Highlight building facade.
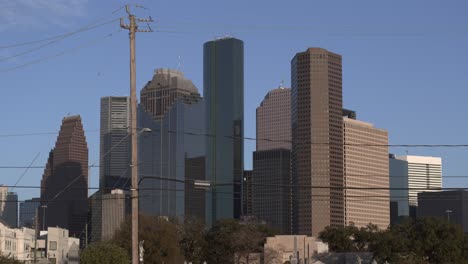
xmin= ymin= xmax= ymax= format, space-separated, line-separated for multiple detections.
xmin=242 ymin=170 xmax=253 ymax=216
xmin=256 ymin=87 xmax=291 ymax=151
xmin=138 ymin=69 xmax=205 ymax=221
xmin=253 ymin=149 xmax=292 ymax=234
xmin=418 ymin=190 xmax=468 ymax=233
xmin=39 ymin=116 xmax=88 ymax=240
xmin=0 ymin=221 xmax=35 ymax=262
xmin=20 ymin=198 xmax=40 ymax=228
xmin=90 ymin=190 xmax=128 ymax=242
xmin=263 ymin=235 xmax=328 ymax=264
xmin=37 ymin=227 xmax=80 ymax=264
xmin=343 ymin=116 xmax=389 ymax=229
xmin=100 ymin=96 xmax=131 ymax=192
xmin=291 ymin=48 xmax=344 ymax=236
xmin=389 ymin=155 xmax=442 ymax=222
xmin=204 ymin=37 xmax=244 ymax=226
xmin=0 ymin=187 xmax=18 ymax=228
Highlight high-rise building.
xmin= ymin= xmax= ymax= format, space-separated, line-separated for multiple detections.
xmin=100 ymin=96 xmax=131 ymax=192
xmin=204 ymin=37 xmax=244 ymax=226
xmin=389 ymin=155 xmax=442 ymax=222
xmin=242 ymin=170 xmax=253 ymax=216
xmin=253 ymin=149 xmax=291 ymax=234
xmin=251 ymin=86 xmax=292 ymax=234
xmin=291 ymin=48 xmax=344 ymax=236
xmin=256 ymin=87 xmax=291 ymax=151
xmin=343 ymin=115 xmax=389 ymax=229
xmin=138 ymin=69 xmax=205 ymax=221
xmin=19 ymin=198 xmax=40 ymax=228
xmin=418 ymin=190 xmax=468 ymax=233
xmin=90 ymin=189 xmax=128 ymax=242
xmin=1 ymin=192 xmax=18 ymax=228
xmin=0 ymin=187 xmax=18 ymax=227
xmin=39 ymin=115 xmax=88 ymax=239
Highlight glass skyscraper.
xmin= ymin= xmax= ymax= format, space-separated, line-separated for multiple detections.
xmin=204 ymin=37 xmax=244 ymax=226
xmin=138 ymin=69 xmax=205 ymax=221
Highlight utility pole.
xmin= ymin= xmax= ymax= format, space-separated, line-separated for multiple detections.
xmin=34 ymin=207 xmax=38 ymax=264
xmin=120 ymin=5 xmax=152 ymax=264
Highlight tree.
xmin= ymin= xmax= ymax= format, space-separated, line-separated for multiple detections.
xmin=318 ymin=225 xmax=357 ymax=252
xmin=203 ymin=219 xmax=276 ymax=264
xmin=178 ymin=217 xmax=207 ymax=264
xmin=113 ymin=215 xmax=184 ymax=263
xmin=80 ymin=241 xmax=129 ymax=264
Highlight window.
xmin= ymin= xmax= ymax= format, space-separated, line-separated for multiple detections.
xmin=49 ymin=241 xmax=57 ymax=250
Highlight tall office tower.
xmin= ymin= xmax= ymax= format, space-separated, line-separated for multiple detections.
xmin=0 ymin=187 xmax=18 ymax=227
xmin=100 ymin=96 xmax=131 ymax=192
xmin=242 ymin=170 xmax=253 ymax=216
xmin=291 ymin=48 xmax=344 ymax=236
xmin=20 ymin=198 xmax=40 ymax=228
xmin=252 ymin=87 xmax=292 ymax=234
xmin=343 ymin=114 xmax=389 ymax=229
xmin=90 ymin=190 xmax=128 ymax=242
xmin=1 ymin=192 xmax=18 ymax=227
xmin=204 ymin=37 xmax=244 ymax=226
xmin=139 ymin=69 xmax=205 ymax=221
xmin=256 ymin=87 xmax=291 ymax=151
xmin=253 ymin=150 xmax=292 ymax=234
xmin=389 ymin=155 xmax=442 ymax=221
xmin=39 ymin=115 xmax=88 ymax=239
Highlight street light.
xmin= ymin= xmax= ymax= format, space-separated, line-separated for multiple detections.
xmin=41 ymin=205 xmax=47 ymax=231
xmin=445 ymin=209 xmax=453 ymax=222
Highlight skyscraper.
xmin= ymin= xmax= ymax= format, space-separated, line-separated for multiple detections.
xmin=291 ymin=48 xmax=344 ymax=236
xmin=90 ymin=189 xmax=128 ymax=242
xmin=0 ymin=190 xmax=18 ymax=228
xmin=389 ymin=155 xmax=442 ymax=221
xmin=253 ymin=150 xmax=292 ymax=234
xmin=204 ymin=37 xmax=244 ymax=225
xmin=252 ymin=87 xmax=292 ymax=234
xmin=100 ymin=96 xmax=131 ymax=192
xmin=40 ymin=115 xmax=88 ymax=238
xmin=19 ymin=198 xmax=40 ymax=228
xmin=138 ymin=69 xmax=205 ymax=220
xmin=242 ymin=170 xmax=253 ymax=216
xmin=343 ymin=114 xmax=389 ymax=229
xmin=256 ymin=86 xmax=291 ymax=151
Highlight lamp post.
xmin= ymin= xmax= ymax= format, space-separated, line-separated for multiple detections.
xmin=40 ymin=205 xmax=47 ymax=231
xmin=445 ymin=209 xmax=453 ymax=222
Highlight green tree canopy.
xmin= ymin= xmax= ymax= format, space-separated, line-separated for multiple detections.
xmin=80 ymin=241 xmax=129 ymax=264
xmin=113 ymin=215 xmax=184 ymax=264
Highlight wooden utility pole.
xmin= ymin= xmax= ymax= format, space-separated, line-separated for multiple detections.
xmin=120 ymin=5 xmax=152 ymax=264
xmin=34 ymin=207 xmax=38 ymax=264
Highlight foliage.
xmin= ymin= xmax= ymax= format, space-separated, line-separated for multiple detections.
xmin=0 ymin=256 xmax=22 ymax=264
xmin=80 ymin=241 xmax=129 ymax=264
xmin=319 ymin=217 xmax=468 ymax=264
xmin=177 ymin=217 xmax=207 ymax=264
xmin=113 ymin=215 xmax=184 ymax=264
xmin=203 ymin=219 xmax=276 ymax=264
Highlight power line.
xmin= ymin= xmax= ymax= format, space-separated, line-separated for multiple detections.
xmin=0 ymin=30 xmax=119 ymax=73
xmin=0 ymin=5 xmax=125 ymax=49
xmin=10 ymin=152 xmax=40 ymax=192
xmin=0 ymin=129 xmax=99 ymax=138
xmin=0 ymin=18 xmax=120 ymax=62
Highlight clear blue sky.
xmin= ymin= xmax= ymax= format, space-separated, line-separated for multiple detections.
xmin=1 ymin=0 xmax=467 ymax=201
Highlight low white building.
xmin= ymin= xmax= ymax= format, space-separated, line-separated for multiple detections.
xmin=0 ymin=220 xmax=35 ymax=262
xmin=37 ymin=227 xmax=80 ymax=264
xmin=264 ymin=235 xmax=328 ymax=264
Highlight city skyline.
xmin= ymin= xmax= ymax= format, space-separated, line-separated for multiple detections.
xmin=0 ymin=0 xmax=466 ymax=206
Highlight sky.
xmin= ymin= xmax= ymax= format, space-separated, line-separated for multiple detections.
xmin=1 ymin=0 xmax=467 ymax=201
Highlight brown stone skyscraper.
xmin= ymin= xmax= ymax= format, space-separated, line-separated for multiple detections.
xmin=343 ymin=115 xmax=389 ymax=229
xmin=40 ymin=115 xmax=88 ymax=239
xmin=256 ymin=87 xmax=291 ymax=151
xmin=291 ymin=48 xmax=344 ymax=236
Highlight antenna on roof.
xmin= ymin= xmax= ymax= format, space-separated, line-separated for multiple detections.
xmin=177 ymin=55 xmax=182 ymax=71
xmin=279 ymin=80 xmax=285 ymax=89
